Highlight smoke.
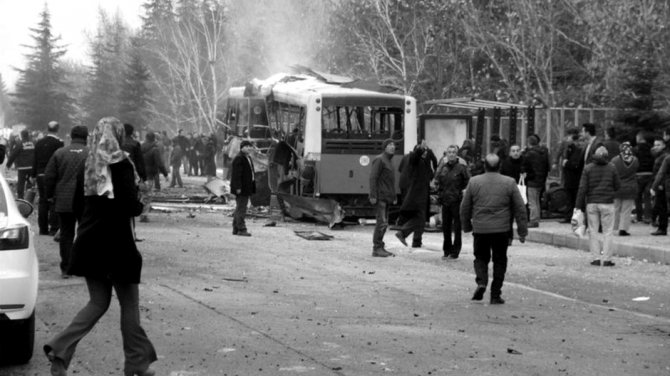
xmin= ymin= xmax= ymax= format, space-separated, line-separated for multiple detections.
xmin=226 ymin=0 xmax=331 ymax=78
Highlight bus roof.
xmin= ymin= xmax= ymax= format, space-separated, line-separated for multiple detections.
xmin=229 ymin=73 xmax=410 ymax=108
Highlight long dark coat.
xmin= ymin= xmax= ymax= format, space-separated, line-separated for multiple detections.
xmin=68 ymin=159 xmax=144 ymax=283
xmin=400 ymin=149 xmax=433 ymax=213
xmin=231 ymin=152 xmax=256 ymax=196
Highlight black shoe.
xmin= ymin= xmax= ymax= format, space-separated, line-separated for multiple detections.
xmin=603 ymin=260 xmax=615 ymax=267
xmin=471 ymin=286 xmax=486 ymax=301
xmin=651 ymin=230 xmax=667 ymax=236
xmin=527 ymin=222 xmax=539 ymax=228
xmin=590 ymin=259 xmax=601 ymax=266
xmin=447 ymin=254 xmax=459 ymax=259
xmin=490 ymin=296 xmax=505 ymax=305
xmin=395 ymin=232 xmax=408 ymax=246
xmin=372 ymin=248 xmax=395 ymax=257
xmin=618 ymin=230 xmax=630 ymax=236
xmin=236 ymin=231 xmax=251 ymax=237
xmin=232 ymin=228 xmax=238 ymax=235
xmin=411 ymin=243 xmax=422 ymax=248
xmin=39 ymin=230 xmax=49 ymax=236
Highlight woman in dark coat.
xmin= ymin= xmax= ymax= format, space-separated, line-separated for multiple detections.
xmin=44 ymin=117 xmax=156 ymax=376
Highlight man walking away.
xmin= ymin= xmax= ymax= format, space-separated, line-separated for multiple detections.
xmin=461 ymin=154 xmax=528 ymax=304
xmin=369 ymin=139 xmax=397 ymax=257
xmin=576 ymin=146 xmax=620 ymax=266
xmin=44 ymin=126 xmax=89 ymax=278
xmin=6 ymin=129 xmax=35 ymax=200
xmin=33 ymin=121 xmax=64 ymax=235
xmin=231 ymin=140 xmax=256 ymax=236
xmin=140 ymin=132 xmax=168 ymax=223
xmin=522 ymin=134 xmax=550 ymax=228
xmin=434 ymin=145 xmax=470 ymax=259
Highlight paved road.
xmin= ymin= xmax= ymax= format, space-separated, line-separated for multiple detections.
xmin=2 ymin=210 xmax=669 ymax=376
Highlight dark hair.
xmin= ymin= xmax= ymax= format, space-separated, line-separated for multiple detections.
xmin=484 ymin=154 xmax=500 ymax=172
xmin=566 ymin=127 xmax=580 ymax=140
xmin=145 ymin=131 xmax=156 ymax=142
xmin=20 ymin=129 xmax=30 ymax=140
xmin=606 ymin=126 xmax=616 ymax=139
xmin=124 ymin=123 xmax=134 ymax=137
xmin=527 ymin=134 xmax=540 ymax=146
xmin=582 ymin=123 xmax=597 ymax=137
xmin=490 ymin=134 xmax=501 ymax=142
xmin=240 ymin=140 xmax=253 ymax=148
xmin=70 ymin=126 xmax=88 ymax=140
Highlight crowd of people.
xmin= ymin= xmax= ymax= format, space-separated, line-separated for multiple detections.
xmin=368 ymin=122 xmax=670 ymax=302
xmin=1 ymin=119 xmax=232 ymax=376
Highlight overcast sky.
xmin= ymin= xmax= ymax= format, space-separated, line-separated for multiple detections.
xmin=0 ymin=0 xmax=143 ymax=90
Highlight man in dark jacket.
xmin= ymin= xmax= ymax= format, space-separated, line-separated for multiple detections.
xmin=580 ymin=123 xmax=605 ymax=168
xmin=369 ymin=139 xmax=397 ymax=257
xmin=141 ymin=132 xmax=168 ymax=190
xmin=33 ymin=121 xmax=64 ymax=235
xmin=461 ymin=154 xmax=528 ymax=304
xmin=122 ymin=123 xmax=146 ymax=181
xmin=500 ymin=144 xmax=525 ymax=182
xmin=649 ymin=138 xmax=669 ymax=235
xmin=6 ymin=129 xmax=35 ymax=200
xmin=652 ymin=144 xmax=670 ymax=236
xmin=172 ymin=128 xmax=190 ymax=174
xmin=634 ymin=131 xmax=654 ymax=223
xmin=522 ymin=134 xmax=550 ymax=227
xmin=231 ymin=140 xmax=256 ymax=236
xmin=576 ymin=146 xmax=620 ymax=266
xmin=434 ymin=145 xmax=470 ymax=259
xmin=561 ymin=127 xmax=583 ymax=223
xmin=140 ymin=132 xmax=168 ymax=223
xmin=395 ymin=141 xmax=434 ymax=248
xmin=44 ymin=126 xmax=89 ymax=278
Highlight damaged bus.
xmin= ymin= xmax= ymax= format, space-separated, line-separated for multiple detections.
xmin=226 ymin=73 xmax=417 ymax=225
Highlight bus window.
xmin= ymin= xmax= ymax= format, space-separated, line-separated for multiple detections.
xmin=322 ymin=106 xmax=403 ymax=139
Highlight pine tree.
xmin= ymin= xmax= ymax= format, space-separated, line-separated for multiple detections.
xmin=119 ymin=39 xmax=152 ymax=129
xmin=11 ymin=4 xmax=73 ymax=131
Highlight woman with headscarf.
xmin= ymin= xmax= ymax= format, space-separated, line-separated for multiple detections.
xmin=44 ymin=117 xmax=156 ymax=376
xmin=611 ymin=142 xmax=639 ymax=236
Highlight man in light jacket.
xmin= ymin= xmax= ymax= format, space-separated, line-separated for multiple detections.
xmin=461 ymin=154 xmax=528 ymax=304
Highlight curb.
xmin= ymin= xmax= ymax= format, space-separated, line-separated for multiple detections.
xmin=519 ymin=229 xmax=669 ymax=265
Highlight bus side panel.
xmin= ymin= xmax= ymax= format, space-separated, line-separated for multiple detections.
xmin=316 ymin=154 xmax=402 ymax=195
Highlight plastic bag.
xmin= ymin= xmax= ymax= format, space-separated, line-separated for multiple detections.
xmin=571 ymin=208 xmax=586 ymax=238
xmin=517 ymin=175 xmax=528 ymax=204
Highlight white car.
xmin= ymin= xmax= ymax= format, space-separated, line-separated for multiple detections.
xmin=0 ymin=172 xmax=37 ymax=364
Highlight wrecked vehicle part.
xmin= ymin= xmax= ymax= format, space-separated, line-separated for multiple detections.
xmin=276 ymin=193 xmax=343 ymax=229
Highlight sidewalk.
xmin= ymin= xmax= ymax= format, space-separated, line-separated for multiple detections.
xmin=519 ymin=219 xmax=670 ymax=265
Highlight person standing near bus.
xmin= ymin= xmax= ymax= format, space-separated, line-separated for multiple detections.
xmin=369 ymin=139 xmax=397 ymax=257
xmin=396 ymin=141 xmax=434 ymax=248
xmin=434 ymin=145 xmax=470 ymax=259
xmin=231 ymin=140 xmax=256 ymax=236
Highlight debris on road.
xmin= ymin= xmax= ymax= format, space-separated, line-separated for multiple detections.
xmin=507 ymin=348 xmax=522 ymax=355
xmin=294 ymin=230 xmax=334 ymax=241
xmin=632 ymin=296 xmax=650 ymax=302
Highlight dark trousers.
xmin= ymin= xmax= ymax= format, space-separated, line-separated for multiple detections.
xmin=373 ymin=200 xmax=389 ymax=250
xmin=473 ymin=232 xmax=509 ymax=298
xmin=58 ymin=213 xmax=77 ymax=274
xmin=16 ymin=169 xmax=31 ymax=199
xmin=564 ymin=187 xmax=578 ymax=221
xmin=233 ymin=195 xmax=249 ymax=232
xmin=654 ymin=189 xmax=667 ymax=231
xmin=635 ymin=174 xmax=653 ymax=221
xmin=399 ymin=207 xmax=426 ymax=245
xmin=189 ymin=156 xmax=199 ymax=175
xmin=37 ymin=174 xmax=59 ymax=233
xmin=44 ymin=278 xmax=157 ymax=373
xmin=441 ymin=202 xmax=462 ymax=256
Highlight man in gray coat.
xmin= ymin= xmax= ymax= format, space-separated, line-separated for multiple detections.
xmin=461 ymin=154 xmax=528 ymax=304
xmin=369 ymin=139 xmax=397 ymax=257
